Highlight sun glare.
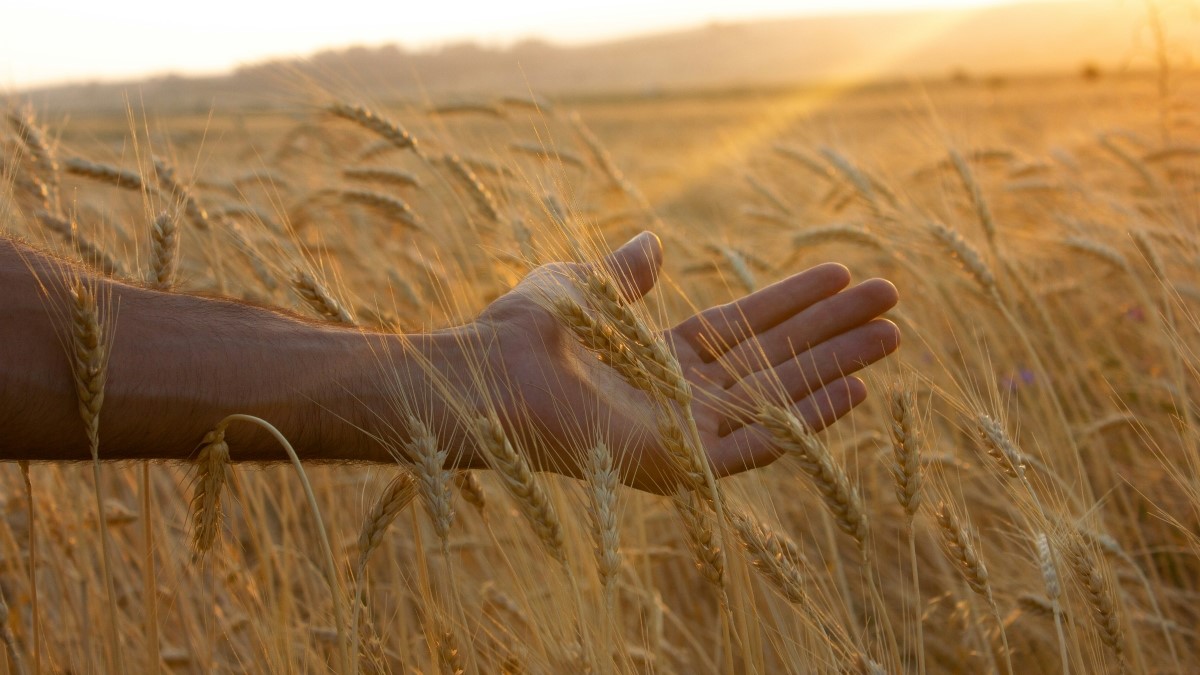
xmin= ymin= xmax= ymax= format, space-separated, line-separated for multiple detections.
xmin=1 ymin=0 xmax=1040 ymax=89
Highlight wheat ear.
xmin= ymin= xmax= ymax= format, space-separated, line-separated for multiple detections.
xmin=935 ymin=502 xmax=1012 ymax=674
xmin=728 ymin=509 xmax=806 ymax=604
xmin=7 ymin=106 xmax=59 ymax=207
xmin=568 ymin=111 xmax=633 ymax=192
xmin=948 ymin=148 xmax=997 ymax=244
xmin=928 ymin=221 xmax=997 ymax=295
xmin=340 ymin=189 xmax=425 ymax=231
xmin=356 ymin=470 xmax=418 ymax=570
xmin=585 ymin=443 xmax=622 ymax=597
xmin=441 ymin=154 xmax=500 ymax=223
xmin=760 ymin=405 xmax=869 ymax=553
xmin=977 ymin=414 xmax=1026 ymax=479
xmin=291 ymin=268 xmax=355 ymax=324
xmin=328 ymin=101 xmax=425 ymax=162
xmin=149 ymin=211 xmax=179 ymax=290
xmin=475 ymin=414 xmax=566 ymax=564
xmin=63 ymin=156 xmax=146 ymax=192
xmin=437 ymin=627 xmax=466 ymax=675
xmin=564 ymin=275 xmax=714 ymax=496
xmin=888 ymin=386 xmax=923 ymax=517
xmin=37 ymin=211 xmax=125 ymax=277
xmin=1066 ymin=539 xmax=1126 ymax=668
xmin=190 ymin=428 xmax=232 ymax=556
xmin=407 ymin=416 xmax=454 ymax=549
xmin=343 ymin=166 xmax=420 ymax=189
xmin=1036 ymin=532 xmax=1070 ymax=675
xmin=350 ymin=469 xmax=417 ymax=672
xmin=934 ymin=502 xmax=990 ymax=597
xmin=889 ymin=384 xmax=925 ymax=675
xmin=453 ymin=471 xmax=486 ymax=514
xmin=672 ymin=488 xmax=726 ymax=590
xmin=152 ymin=157 xmax=211 ymax=231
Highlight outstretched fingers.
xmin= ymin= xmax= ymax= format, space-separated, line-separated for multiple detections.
xmin=709 ymin=376 xmax=867 ymax=477
xmin=709 ymin=278 xmax=899 ymax=385
xmin=711 ymin=318 xmax=899 ymax=435
xmin=672 ymin=263 xmax=852 ymax=362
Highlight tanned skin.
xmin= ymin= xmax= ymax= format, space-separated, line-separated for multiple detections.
xmin=0 ymin=232 xmax=898 ymax=494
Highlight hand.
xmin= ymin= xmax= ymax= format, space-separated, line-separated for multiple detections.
xmin=472 ymin=232 xmax=899 ymax=494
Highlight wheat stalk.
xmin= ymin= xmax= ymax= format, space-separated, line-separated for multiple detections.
xmin=216 ymin=414 xmax=351 ymax=672
xmin=68 ymin=280 xmax=123 ymax=672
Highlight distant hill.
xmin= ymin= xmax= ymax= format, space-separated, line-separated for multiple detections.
xmin=16 ymin=1 xmax=1195 ymax=113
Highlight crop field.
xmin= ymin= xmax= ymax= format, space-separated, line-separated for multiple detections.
xmin=1 ymin=71 xmax=1199 ymax=673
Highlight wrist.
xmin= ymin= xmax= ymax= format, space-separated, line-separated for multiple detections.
xmin=358 ymin=321 xmax=501 ymax=467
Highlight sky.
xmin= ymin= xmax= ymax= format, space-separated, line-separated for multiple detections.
xmin=0 ymin=0 xmax=1040 ymax=89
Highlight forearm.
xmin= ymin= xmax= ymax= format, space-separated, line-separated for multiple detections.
xmin=0 ymin=237 xmax=488 ymax=464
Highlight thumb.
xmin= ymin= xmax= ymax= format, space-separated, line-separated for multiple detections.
xmin=596 ymin=231 xmax=663 ymax=302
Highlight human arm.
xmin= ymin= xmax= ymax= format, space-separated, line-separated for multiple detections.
xmin=0 ymin=232 xmax=898 ymax=493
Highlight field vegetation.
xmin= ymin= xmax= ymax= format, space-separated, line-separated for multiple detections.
xmin=1 ymin=67 xmax=1199 ymax=674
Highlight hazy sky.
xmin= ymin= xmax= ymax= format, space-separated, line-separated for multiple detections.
xmin=1 ymin=0 xmax=1035 ymax=88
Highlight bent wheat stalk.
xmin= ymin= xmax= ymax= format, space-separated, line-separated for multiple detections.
xmin=208 ymin=414 xmax=352 ymax=674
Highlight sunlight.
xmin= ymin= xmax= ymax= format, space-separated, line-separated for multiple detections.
xmin=1 ymin=0 xmax=1046 ymax=88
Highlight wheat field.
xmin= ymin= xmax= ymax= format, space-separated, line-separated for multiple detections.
xmin=1 ymin=71 xmax=1198 ymax=674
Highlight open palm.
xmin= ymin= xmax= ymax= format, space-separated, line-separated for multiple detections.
xmin=475 ymin=232 xmax=899 ymax=494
